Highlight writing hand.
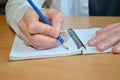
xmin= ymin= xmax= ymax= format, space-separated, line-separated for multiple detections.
xmin=18 ymin=9 xmax=65 ymax=50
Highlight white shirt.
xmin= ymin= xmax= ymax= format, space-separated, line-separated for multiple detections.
xmin=5 ymin=0 xmax=88 ymax=34
xmin=51 ymin=0 xmax=88 ymax=16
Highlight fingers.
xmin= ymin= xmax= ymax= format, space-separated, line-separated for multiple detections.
xmin=96 ymin=22 xmax=120 ymax=35
xmin=88 ymin=23 xmax=120 ymax=46
xmin=26 ymin=21 xmax=59 ymax=38
xmin=95 ymin=31 xmax=120 ymax=51
xmin=42 ymin=9 xmax=65 ymax=31
xmin=88 ymin=23 xmax=120 ymax=53
xmin=51 ymin=11 xmax=64 ymax=31
xmin=18 ymin=17 xmax=36 ymax=46
xmin=18 ymin=18 xmax=60 ymax=50
xmin=30 ymin=32 xmax=67 ymax=50
xmin=19 ymin=24 xmax=67 ymax=50
xmin=24 ymin=10 xmax=39 ymax=22
xmin=24 ymin=9 xmax=63 ymax=38
xmin=30 ymin=34 xmax=59 ymax=50
xmin=60 ymin=32 xmax=67 ymax=39
xmin=112 ymin=42 xmax=120 ymax=54
xmin=18 ymin=9 xmax=65 ymax=50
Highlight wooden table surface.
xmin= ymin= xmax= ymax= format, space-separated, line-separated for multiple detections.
xmin=0 ymin=16 xmax=120 ymax=80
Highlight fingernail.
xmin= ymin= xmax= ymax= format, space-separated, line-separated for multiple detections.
xmin=61 ymin=32 xmax=67 ymax=38
xmin=89 ymin=39 xmax=97 ymax=46
xmin=56 ymin=23 xmax=61 ymax=30
xmin=114 ymin=47 xmax=120 ymax=54
xmin=97 ymin=42 xmax=106 ymax=51
xmin=49 ymin=30 xmax=58 ymax=38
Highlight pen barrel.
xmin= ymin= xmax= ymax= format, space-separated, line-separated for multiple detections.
xmin=28 ymin=0 xmax=51 ymax=25
xmin=27 ymin=0 xmax=66 ymax=45
xmin=57 ymin=36 xmax=64 ymax=44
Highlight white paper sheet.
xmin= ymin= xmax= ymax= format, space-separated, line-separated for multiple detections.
xmin=9 ymin=28 xmax=111 ymax=61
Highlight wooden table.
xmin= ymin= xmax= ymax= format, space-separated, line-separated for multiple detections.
xmin=0 ymin=16 xmax=120 ymax=80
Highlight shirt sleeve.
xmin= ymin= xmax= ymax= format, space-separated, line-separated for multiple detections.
xmin=5 ymin=0 xmax=45 ymax=34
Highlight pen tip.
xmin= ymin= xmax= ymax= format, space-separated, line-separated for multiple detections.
xmin=63 ymin=43 xmax=69 ymax=50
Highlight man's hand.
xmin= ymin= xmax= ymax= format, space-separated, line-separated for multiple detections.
xmin=88 ymin=22 xmax=120 ymax=53
xmin=18 ymin=9 xmax=65 ymax=50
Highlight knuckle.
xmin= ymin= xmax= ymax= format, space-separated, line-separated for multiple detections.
xmin=49 ymin=8 xmax=57 ymax=12
xmin=43 ymin=26 xmax=49 ymax=35
xmin=24 ymin=10 xmax=33 ymax=17
xmin=24 ymin=11 xmax=28 ymax=17
xmin=23 ymin=11 xmax=31 ymax=19
xmin=40 ymin=24 xmax=51 ymax=35
xmin=28 ymin=22 xmax=36 ymax=34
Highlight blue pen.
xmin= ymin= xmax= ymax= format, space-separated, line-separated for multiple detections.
xmin=27 ymin=0 xmax=68 ymax=49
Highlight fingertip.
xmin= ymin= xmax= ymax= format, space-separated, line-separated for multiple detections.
xmin=60 ymin=32 xmax=67 ymax=39
xmin=87 ymin=39 xmax=97 ymax=46
xmin=49 ymin=29 xmax=59 ymax=38
xmin=112 ymin=47 xmax=120 ymax=54
xmin=96 ymin=42 xmax=106 ymax=51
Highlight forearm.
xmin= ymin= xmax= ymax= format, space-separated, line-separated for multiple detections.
xmin=5 ymin=0 xmax=45 ymax=34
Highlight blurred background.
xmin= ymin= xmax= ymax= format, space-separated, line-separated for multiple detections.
xmin=0 ymin=0 xmax=8 ymax=15
xmin=0 ymin=0 xmax=50 ymax=15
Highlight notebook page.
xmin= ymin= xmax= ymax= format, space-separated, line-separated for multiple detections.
xmin=9 ymin=28 xmax=112 ymax=61
xmin=10 ymin=35 xmax=82 ymax=61
xmin=74 ymin=28 xmax=111 ymax=54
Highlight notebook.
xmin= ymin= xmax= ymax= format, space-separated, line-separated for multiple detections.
xmin=9 ymin=28 xmax=112 ymax=61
